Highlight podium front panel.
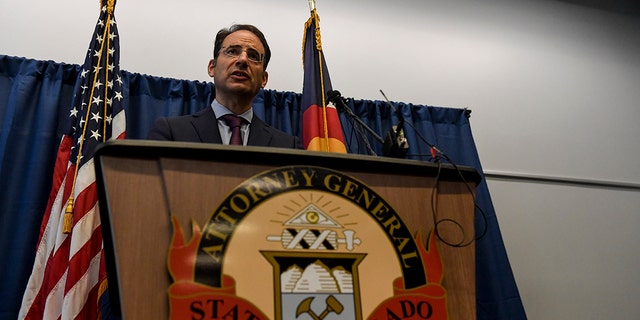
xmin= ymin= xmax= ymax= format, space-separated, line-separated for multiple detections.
xmin=96 ymin=141 xmax=478 ymax=319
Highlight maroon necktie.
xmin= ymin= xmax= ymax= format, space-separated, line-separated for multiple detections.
xmin=221 ymin=114 xmax=244 ymax=145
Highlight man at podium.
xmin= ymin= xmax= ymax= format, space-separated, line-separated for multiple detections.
xmin=147 ymin=24 xmax=301 ymax=149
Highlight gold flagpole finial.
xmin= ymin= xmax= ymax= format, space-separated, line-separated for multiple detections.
xmin=100 ymin=0 xmax=115 ymax=13
xmin=308 ymin=0 xmax=316 ymax=12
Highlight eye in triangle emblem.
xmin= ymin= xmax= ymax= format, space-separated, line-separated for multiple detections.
xmin=284 ymin=203 xmax=342 ymax=228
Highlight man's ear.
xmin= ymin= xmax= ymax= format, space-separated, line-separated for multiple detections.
xmin=208 ymin=59 xmax=216 ymax=77
xmin=261 ymin=71 xmax=269 ymax=88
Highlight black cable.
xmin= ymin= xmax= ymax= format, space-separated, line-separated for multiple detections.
xmin=343 ymin=111 xmax=377 ymax=156
xmin=379 ymin=100 xmax=488 ymax=246
xmin=350 ymin=91 xmax=488 ymax=246
xmin=354 ymin=119 xmax=377 ymax=156
xmin=343 ymin=115 xmax=360 ymax=153
xmin=399 ymin=116 xmax=443 ymax=162
xmin=430 ymin=159 xmax=489 ymax=248
xmin=350 ymin=111 xmax=377 ymax=155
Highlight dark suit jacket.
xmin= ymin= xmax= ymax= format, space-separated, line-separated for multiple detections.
xmin=147 ymin=107 xmax=301 ymax=149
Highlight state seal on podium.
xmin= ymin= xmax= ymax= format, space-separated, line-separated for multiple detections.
xmin=167 ymin=165 xmax=448 ymax=320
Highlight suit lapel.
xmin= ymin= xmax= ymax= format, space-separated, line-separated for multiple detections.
xmin=191 ymin=108 xmax=223 ymax=143
xmin=247 ymin=117 xmax=273 ymax=147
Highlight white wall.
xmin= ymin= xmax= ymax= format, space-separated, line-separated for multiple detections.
xmin=2 ymin=0 xmax=639 ymax=318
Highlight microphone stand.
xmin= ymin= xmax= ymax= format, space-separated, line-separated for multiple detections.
xmin=329 ymin=89 xmax=410 ymax=158
xmin=328 ymin=91 xmax=383 ymax=156
xmin=340 ymin=103 xmax=382 ymax=156
xmin=340 ymin=102 xmax=384 ymax=143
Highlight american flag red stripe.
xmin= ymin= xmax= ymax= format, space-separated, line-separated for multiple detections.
xmin=301 ymin=8 xmax=347 ymax=153
xmin=19 ymin=1 xmax=125 ymax=319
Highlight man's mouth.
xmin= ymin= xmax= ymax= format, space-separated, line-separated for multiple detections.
xmin=231 ymin=71 xmax=249 ymax=79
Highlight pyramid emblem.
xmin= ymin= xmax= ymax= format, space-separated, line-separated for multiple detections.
xmin=284 ymin=204 xmax=342 ymax=228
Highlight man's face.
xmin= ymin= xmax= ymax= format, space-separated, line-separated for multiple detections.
xmin=208 ymin=30 xmax=268 ymax=100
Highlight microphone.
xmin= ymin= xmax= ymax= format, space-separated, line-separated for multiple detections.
xmin=379 ymin=90 xmax=409 ymax=158
xmin=327 ymin=90 xmax=353 ymax=115
xmin=327 ymin=90 xmax=384 ymax=145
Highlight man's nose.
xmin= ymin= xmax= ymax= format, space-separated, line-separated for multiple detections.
xmin=235 ymin=51 xmax=249 ymax=64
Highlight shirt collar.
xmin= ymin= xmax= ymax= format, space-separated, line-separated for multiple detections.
xmin=211 ymin=99 xmax=253 ymax=123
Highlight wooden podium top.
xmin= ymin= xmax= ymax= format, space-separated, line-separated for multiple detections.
xmin=95 ymin=140 xmax=481 ymax=184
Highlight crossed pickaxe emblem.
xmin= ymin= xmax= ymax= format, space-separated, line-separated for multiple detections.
xmin=296 ymin=295 xmax=344 ymax=319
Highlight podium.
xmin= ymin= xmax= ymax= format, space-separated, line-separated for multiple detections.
xmin=95 ymin=140 xmax=480 ymax=319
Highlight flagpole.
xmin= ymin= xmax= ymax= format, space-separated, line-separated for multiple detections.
xmin=301 ymin=0 xmax=347 ymax=153
xmin=63 ymin=0 xmax=117 ymax=234
xmin=310 ymin=7 xmax=331 ymax=152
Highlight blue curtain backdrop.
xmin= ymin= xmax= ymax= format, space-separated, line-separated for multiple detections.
xmin=0 ymin=54 xmax=526 ymax=319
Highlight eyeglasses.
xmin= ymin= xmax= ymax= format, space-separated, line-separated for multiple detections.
xmin=220 ymin=45 xmax=264 ymax=64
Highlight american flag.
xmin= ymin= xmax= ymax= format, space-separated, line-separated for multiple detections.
xmin=301 ymin=5 xmax=347 ymax=153
xmin=19 ymin=1 xmax=125 ymax=319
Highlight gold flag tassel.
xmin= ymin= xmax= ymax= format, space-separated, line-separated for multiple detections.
xmin=62 ymin=198 xmax=74 ymax=233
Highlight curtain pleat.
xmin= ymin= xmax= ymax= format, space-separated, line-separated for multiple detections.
xmin=0 ymin=56 xmax=80 ymax=320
